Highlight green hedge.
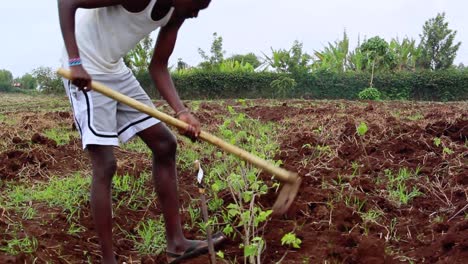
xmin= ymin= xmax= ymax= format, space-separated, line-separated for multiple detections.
xmin=135 ymin=70 xmax=468 ymax=101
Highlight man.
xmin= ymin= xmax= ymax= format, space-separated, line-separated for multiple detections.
xmin=57 ymin=0 xmax=224 ymax=263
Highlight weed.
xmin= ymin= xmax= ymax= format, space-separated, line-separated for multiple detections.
xmin=22 ymin=206 xmax=37 ymax=220
xmin=281 ymin=232 xmax=302 ymax=249
xmin=4 ymin=173 xmax=90 ymax=222
xmin=122 ymin=137 xmax=151 ymax=155
xmin=0 ymin=236 xmax=38 ymax=255
xmin=112 ymin=172 xmax=154 ymax=210
xmin=361 ymin=209 xmax=383 ymax=223
xmin=68 ymin=222 xmax=86 ymax=236
xmin=44 ymin=127 xmax=78 ymax=145
xmin=385 ymin=168 xmax=422 ymax=206
xmin=132 ymin=217 xmax=166 ymax=255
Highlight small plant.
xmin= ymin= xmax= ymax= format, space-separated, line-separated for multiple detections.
xmin=385 ymin=168 xmax=422 ymax=206
xmin=358 ymin=87 xmax=381 ymax=100
xmin=270 ymin=76 xmax=297 ymax=98
xmin=132 ymin=217 xmax=166 ymax=255
xmin=363 ymin=209 xmax=383 ymax=222
xmin=357 ymin=122 xmax=368 ymax=137
xmin=0 ymin=236 xmax=38 ymax=255
xmin=357 ymin=121 xmax=371 ymax=169
xmin=68 ymin=222 xmax=86 ymax=236
xmin=281 ymin=232 xmax=302 ymax=249
xmin=22 ymin=206 xmax=37 ymax=220
xmin=112 ymin=173 xmax=153 ymax=210
xmin=433 ymin=137 xmax=442 ymax=147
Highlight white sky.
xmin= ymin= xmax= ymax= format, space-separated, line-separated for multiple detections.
xmin=0 ymin=0 xmax=466 ymax=77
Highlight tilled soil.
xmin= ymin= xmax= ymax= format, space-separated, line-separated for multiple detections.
xmin=1 ymin=98 xmax=467 ymax=263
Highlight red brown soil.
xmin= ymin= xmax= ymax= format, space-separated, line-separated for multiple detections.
xmin=1 ymin=100 xmax=467 ymax=263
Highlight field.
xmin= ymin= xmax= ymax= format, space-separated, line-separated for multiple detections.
xmin=0 ymin=93 xmax=467 ymax=263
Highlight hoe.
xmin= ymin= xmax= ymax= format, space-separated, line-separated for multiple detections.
xmin=58 ymin=68 xmax=302 ymax=215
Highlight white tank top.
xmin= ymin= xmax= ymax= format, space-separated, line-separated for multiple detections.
xmin=62 ymin=0 xmax=174 ymax=74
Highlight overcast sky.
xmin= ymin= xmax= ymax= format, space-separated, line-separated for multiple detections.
xmin=0 ymin=0 xmax=466 ymax=77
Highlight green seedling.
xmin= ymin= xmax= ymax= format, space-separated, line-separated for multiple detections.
xmin=281 ymin=232 xmax=302 ymax=249
xmin=357 ymin=122 xmax=368 ymax=137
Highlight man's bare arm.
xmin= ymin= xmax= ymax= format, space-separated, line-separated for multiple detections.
xmin=58 ymin=0 xmax=127 ymax=61
xmin=149 ymin=17 xmax=186 ymax=113
xmin=57 ymin=0 xmax=129 ymax=89
xmin=149 ymin=17 xmax=201 ymax=137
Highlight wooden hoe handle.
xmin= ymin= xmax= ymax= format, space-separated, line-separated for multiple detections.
xmin=57 ymin=68 xmax=298 ymax=183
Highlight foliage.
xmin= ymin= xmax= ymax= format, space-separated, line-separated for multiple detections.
xmin=132 ymin=217 xmax=166 ymax=255
xmin=359 ymin=36 xmax=395 ymax=87
xmin=270 ymin=76 xmax=297 ymax=98
xmin=385 ymin=168 xmax=422 ymax=206
xmin=227 ymin=53 xmax=261 ymax=69
xmin=32 ymin=67 xmax=63 ymax=94
xmin=389 ymin=37 xmax=421 ymax=72
xmin=313 ymin=31 xmax=350 ymax=73
xmin=0 ymin=69 xmax=13 ymax=92
xmin=358 ymin=87 xmax=381 ymax=100
xmin=281 ymin=232 xmax=302 ymax=249
xmin=16 ymin=73 xmax=37 ymax=90
xmin=198 ymin=32 xmax=225 ymax=70
xmin=138 ymin=69 xmax=468 ymax=101
xmin=218 ymin=60 xmax=255 ymax=73
xmin=263 ymin=40 xmax=312 ymax=75
xmin=418 ymin=12 xmax=461 ymax=70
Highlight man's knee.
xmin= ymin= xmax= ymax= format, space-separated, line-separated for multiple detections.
xmin=153 ymin=133 xmax=177 ymax=158
xmin=87 ymin=145 xmax=117 ymax=179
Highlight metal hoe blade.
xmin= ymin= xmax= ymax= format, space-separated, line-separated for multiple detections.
xmin=272 ymin=177 xmax=302 ymax=215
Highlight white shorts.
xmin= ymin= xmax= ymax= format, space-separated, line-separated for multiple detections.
xmin=63 ymin=69 xmax=160 ymax=149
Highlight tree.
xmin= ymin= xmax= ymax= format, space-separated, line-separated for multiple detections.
xmin=176 ymin=58 xmax=189 ymax=71
xmin=313 ymin=31 xmax=350 ymax=73
xmin=264 ymin=40 xmax=312 ymax=75
xmin=418 ymin=12 xmax=461 ymax=70
xmin=33 ymin=67 xmax=63 ymax=94
xmin=0 ymin=69 xmax=13 ymax=91
xmin=389 ymin=37 xmax=421 ymax=72
xmin=227 ymin=53 xmax=261 ymax=69
xmin=17 ymin=73 xmax=37 ymax=90
xmin=359 ymin=36 xmax=395 ymax=87
xmin=198 ymin=32 xmax=225 ymax=70
xmin=124 ymin=35 xmax=154 ymax=74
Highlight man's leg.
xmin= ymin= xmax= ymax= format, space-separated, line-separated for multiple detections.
xmin=87 ymin=145 xmax=117 ymax=264
xmin=137 ymin=123 xmax=191 ymax=252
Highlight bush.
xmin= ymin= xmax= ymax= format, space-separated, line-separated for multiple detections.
xmin=358 ymin=87 xmax=381 ymax=100
xmin=134 ymin=69 xmax=468 ymax=101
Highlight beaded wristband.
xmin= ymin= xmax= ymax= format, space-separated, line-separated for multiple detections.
xmin=175 ymin=108 xmax=190 ymax=118
xmin=69 ymin=57 xmax=82 ymax=67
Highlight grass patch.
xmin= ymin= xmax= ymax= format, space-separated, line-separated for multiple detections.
xmin=122 ymin=137 xmax=151 ymax=154
xmin=0 ymin=235 xmax=38 ymax=255
xmin=407 ymin=113 xmax=424 ymax=121
xmin=131 ymin=217 xmax=166 ymax=255
xmin=44 ymin=127 xmax=79 ymax=145
xmin=385 ymin=168 xmax=422 ymax=206
xmin=4 ymin=173 xmax=90 ymax=222
xmin=112 ymin=172 xmax=155 ymax=210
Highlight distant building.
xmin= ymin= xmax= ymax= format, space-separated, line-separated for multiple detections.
xmin=12 ymin=82 xmax=22 ymax=88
